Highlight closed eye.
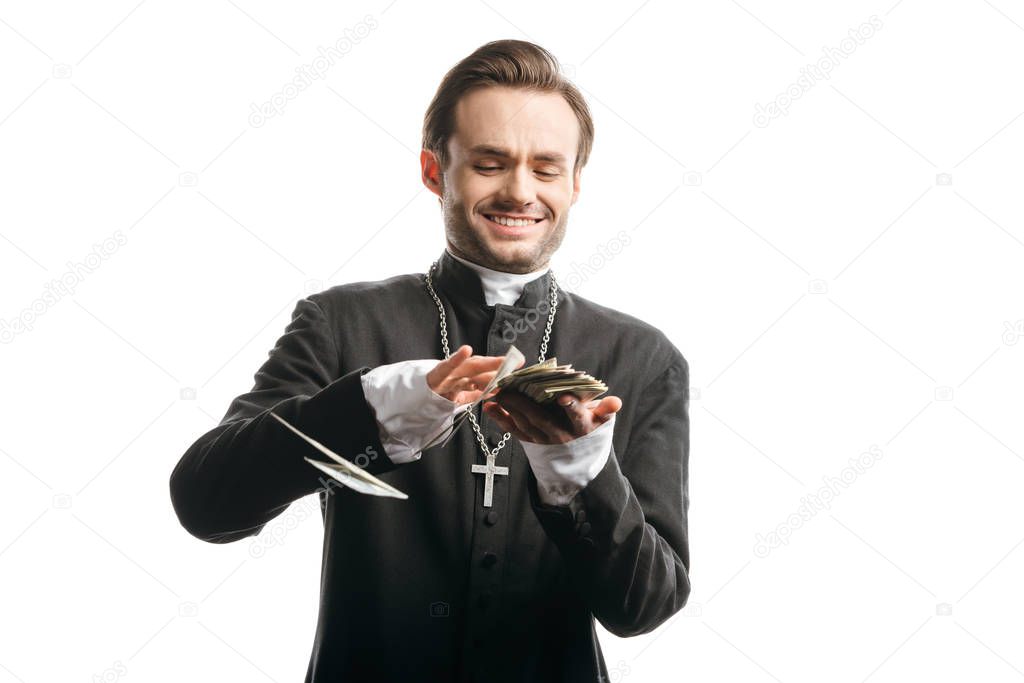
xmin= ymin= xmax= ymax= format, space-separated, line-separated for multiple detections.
xmin=474 ymin=165 xmax=559 ymax=177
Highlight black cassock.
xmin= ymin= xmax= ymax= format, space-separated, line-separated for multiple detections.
xmin=170 ymin=248 xmax=691 ymax=682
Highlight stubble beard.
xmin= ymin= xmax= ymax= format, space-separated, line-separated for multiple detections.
xmin=440 ymin=190 xmax=567 ymax=274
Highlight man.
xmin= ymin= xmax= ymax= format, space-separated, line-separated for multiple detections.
xmin=170 ymin=39 xmax=690 ymax=682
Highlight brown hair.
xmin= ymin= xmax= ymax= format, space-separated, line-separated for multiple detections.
xmin=422 ymin=39 xmax=594 ymax=176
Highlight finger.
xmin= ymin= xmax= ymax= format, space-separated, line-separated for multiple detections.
xmin=438 ymin=358 xmax=505 ymax=392
xmin=435 ymin=358 xmax=503 ymax=396
xmin=454 ymin=377 xmax=489 ymax=404
xmin=483 ymin=403 xmax=534 ymax=444
xmin=482 ymin=402 xmax=516 ymax=434
xmin=496 ymin=391 xmax=565 ymax=442
xmin=591 ymin=395 xmax=623 ymax=421
xmin=435 ymin=373 xmax=476 ymax=399
xmin=442 ymin=351 xmax=517 ymax=395
xmin=502 ymin=406 xmax=548 ymax=443
xmin=557 ymin=392 xmax=589 ymax=433
xmin=443 ymin=364 xmax=508 ymax=400
xmin=452 ymin=355 xmax=507 ymax=374
xmin=456 ymin=376 xmax=495 ymax=403
xmin=468 ymin=369 xmax=498 ymax=387
xmin=460 ymin=366 xmax=524 ymax=404
xmin=427 ymin=345 xmax=472 ymax=390
xmin=492 ymin=393 xmax=548 ymax=441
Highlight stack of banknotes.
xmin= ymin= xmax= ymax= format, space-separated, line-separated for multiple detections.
xmin=423 ymin=344 xmax=609 ymax=450
xmin=494 ymin=356 xmax=608 ymax=405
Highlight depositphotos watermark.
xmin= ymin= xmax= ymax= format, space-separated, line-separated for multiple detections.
xmin=499 ymin=230 xmax=632 ymax=346
xmin=248 ymin=15 xmax=379 ymax=127
xmin=753 ymin=444 xmax=884 ymax=558
xmin=248 ymin=494 xmax=321 ymax=558
xmin=1 ymin=229 xmax=128 ymax=344
xmin=91 ymin=660 xmax=127 ymax=683
xmin=247 ymin=450 xmax=378 ymax=558
xmin=753 ymin=15 xmax=883 ymax=128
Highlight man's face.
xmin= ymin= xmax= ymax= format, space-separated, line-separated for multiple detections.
xmin=421 ymin=86 xmax=582 ymax=274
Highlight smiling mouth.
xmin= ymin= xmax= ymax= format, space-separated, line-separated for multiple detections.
xmin=482 ymin=213 xmax=546 ymax=228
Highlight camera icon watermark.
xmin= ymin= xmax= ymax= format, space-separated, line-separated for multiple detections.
xmin=92 ymin=660 xmax=127 ymax=683
xmin=681 ymin=601 xmax=702 ymax=617
xmin=682 ymin=170 xmax=703 ymax=187
xmin=1002 ymin=319 xmax=1023 ymax=345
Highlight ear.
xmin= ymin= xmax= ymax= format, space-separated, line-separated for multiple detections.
xmin=570 ymin=166 xmax=582 ymax=206
xmin=421 ymin=150 xmax=443 ymax=199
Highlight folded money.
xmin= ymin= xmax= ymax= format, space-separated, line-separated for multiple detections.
xmin=492 ymin=356 xmax=608 ymax=405
xmin=420 ymin=344 xmax=609 ymax=451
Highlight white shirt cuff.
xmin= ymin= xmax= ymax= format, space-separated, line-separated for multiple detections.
xmin=360 ymin=359 xmax=463 ymax=464
xmin=520 ymin=413 xmax=616 ymax=506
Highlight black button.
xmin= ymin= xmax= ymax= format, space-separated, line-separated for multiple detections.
xmin=478 ymin=593 xmax=491 ymax=608
xmin=482 ymin=551 xmax=498 ymax=568
xmin=577 ymin=522 xmax=592 ymax=536
xmin=485 ymin=510 xmax=499 ymax=525
xmin=574 ymin=509 xmax=587 ymax=523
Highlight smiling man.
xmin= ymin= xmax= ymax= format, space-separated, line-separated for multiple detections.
xmin=170 ymin=39 xmax=691 ymax=683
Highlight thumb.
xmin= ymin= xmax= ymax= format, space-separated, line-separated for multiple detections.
xmin=591 ymin=395 xmax=622 ymax=421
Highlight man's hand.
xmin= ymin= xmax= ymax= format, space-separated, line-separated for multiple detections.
xmin=426 ymin=345 xmax=525 ymax=406
xmin=483 ymin=389 xmax=623 ymax=444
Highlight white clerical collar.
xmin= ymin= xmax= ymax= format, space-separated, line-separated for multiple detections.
xmin=445 ymin=248 xmax=550 ymax=307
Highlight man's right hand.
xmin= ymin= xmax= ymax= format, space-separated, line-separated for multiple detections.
xmin=426 ymin=345 xmax=524 ymax=406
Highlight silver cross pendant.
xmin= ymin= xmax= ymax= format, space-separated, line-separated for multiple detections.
xmin=471 ymin=449 xmax=510 ymax=508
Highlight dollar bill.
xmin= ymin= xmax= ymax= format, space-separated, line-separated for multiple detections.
xmin=271 ymin=412 xmax=409 ymax=499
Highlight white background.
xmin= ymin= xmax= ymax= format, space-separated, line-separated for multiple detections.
xmin=2 ymin=1 xmax=1023 ymax=681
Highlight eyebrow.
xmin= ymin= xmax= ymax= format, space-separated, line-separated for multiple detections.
xmin=469 ymin=145 xmax=568 ymax=165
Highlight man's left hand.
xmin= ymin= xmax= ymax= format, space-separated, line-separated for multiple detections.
xmin=482 ymin=390 xmax=622 ymax=444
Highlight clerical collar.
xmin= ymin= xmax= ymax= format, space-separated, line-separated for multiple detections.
xmin=445 ymin=249 xmax=550 ymax=307
xmin=432 ymin=248 xmax=555 ymax=309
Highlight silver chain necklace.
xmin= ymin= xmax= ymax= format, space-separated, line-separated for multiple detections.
xmin=424 ymin=260 xmax=558 ymax=506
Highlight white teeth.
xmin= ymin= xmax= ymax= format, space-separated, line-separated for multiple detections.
xmin=486 ymin=214 xmax=541 ymax=227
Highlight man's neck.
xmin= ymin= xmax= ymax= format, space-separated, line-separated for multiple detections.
xmin=445 ymin=248 xmax=550 ymax=307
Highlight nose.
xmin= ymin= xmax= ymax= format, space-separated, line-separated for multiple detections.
xmin=499 ymin=163 xmax=538 ymax=209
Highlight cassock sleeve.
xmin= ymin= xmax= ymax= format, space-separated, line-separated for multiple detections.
xmin=169 ymin=295 xmax=392 ymax=544
xmin=360 ymin=358 xmax=464 ymax=464
xmin=526 ymin=351 xmax=691 ymax=638
xmin=520 ymin=414 xmax=616 ymax=506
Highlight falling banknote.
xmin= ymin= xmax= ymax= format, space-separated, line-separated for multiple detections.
xmin=270 ymin=412 xmax=408 ymax=500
